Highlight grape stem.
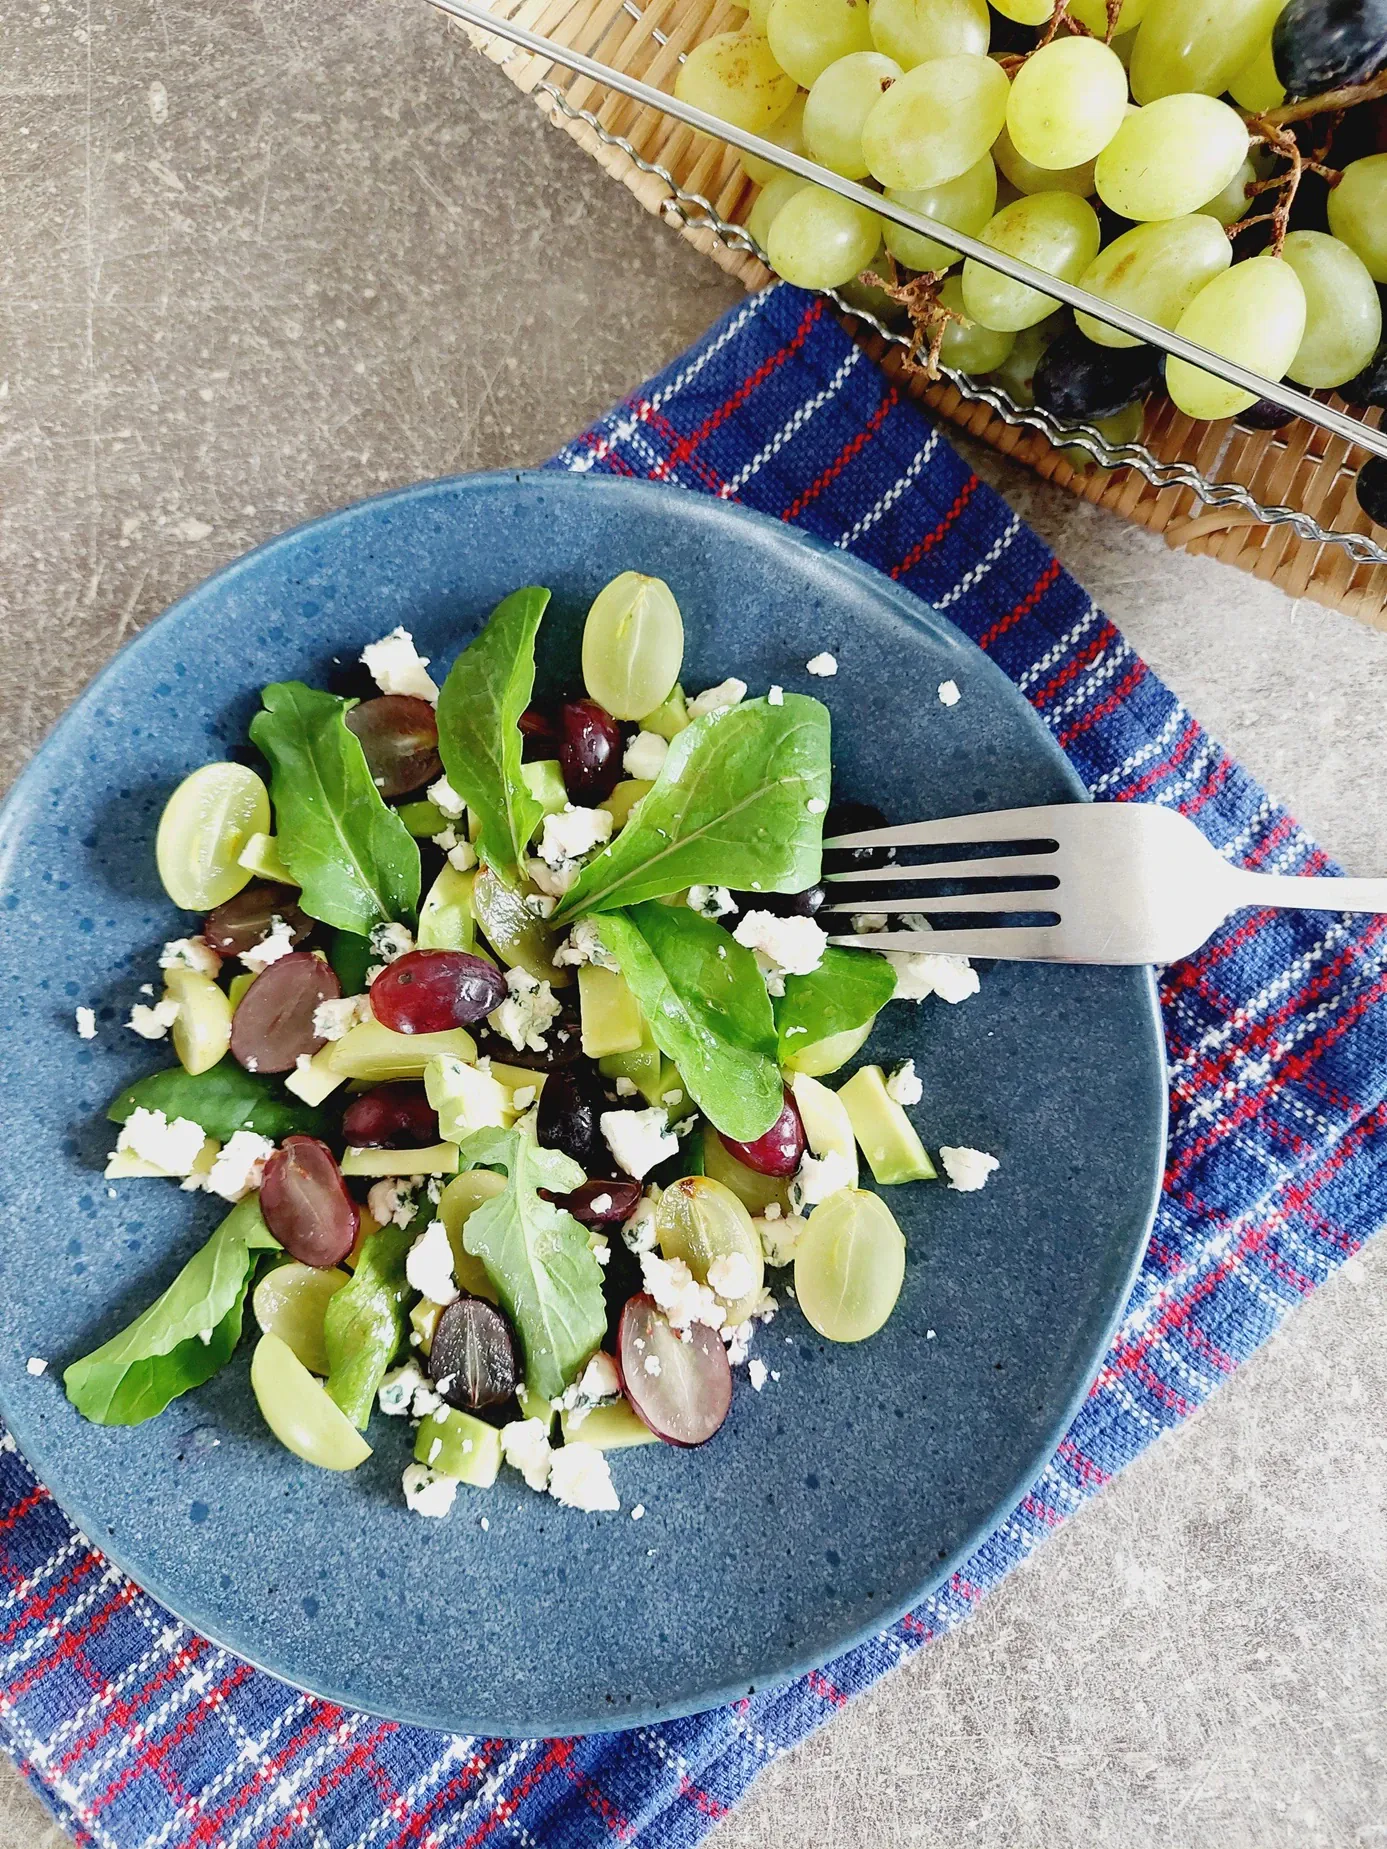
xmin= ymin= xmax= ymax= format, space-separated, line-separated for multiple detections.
xmin=1237 ymin=115 xmax=1343 ymax=257
xmin=995 ymin=0 xmax=1095 ymax=73
xmin=860 ymin=260 xmax=966 ymax=380
xmin=1259 ymin=66 xmax=1387 ymax=128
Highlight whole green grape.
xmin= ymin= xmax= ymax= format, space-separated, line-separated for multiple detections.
xmin=1129 ymin=0 xmax=1284 ymax=102
xmin=1228 ymin=34 xmax=1284 ymax=111
xmin=1069 ymin=0 xmax=1149 ymax=30
xmin=1327 ymin=155 xmax=1387 ymax=284
xmin=1094 ymin=96 xmax=1249 ymax=221
xmin=862 ymin=53 xmax=1011 ymax=191
xmin=748 ymin=170 xmax=809 ymax=250
xmin=742 ymin=90 xmax=807 ymax=184
xmin=1194 ymin=155 xmax=1260 ymax=227
xmin=747 ymin=0 xmax=774 ymax=27
xmin=988 ymin=312 xmax=1066 ymax=403
xmin=767 ymin=0 xmax=874 ymax=87
xmin=989 ymin=0 xmax=1052 ymax=21
xmin=766 ymin=183 xmax=882 ymax=288
xmin=961 ymin=191 xmax=1101 ymax=331
xmin=674 ymin=31 xmax=798 ymax=134
xmin=993 ymin=123 xmax=1097 ymax=199
xmin=1166 ymin=255 xmax=1306 ymax=420
xmin=936 ymin=274 xmax=1016 ymax=372
xmin=868 ymin=0 xmax=989 ymax=67
xmin=1280 ymin=230 xmax=1383 ymax=391
xmin=882 ymin=155 xmax=998 ymax=271
xmin=1075 ymin=215 xmax=1231 ymax=349
xmin=1005 ymin=38 xmax=1129 ymax=171
xmin=804 ymin=51 xmax=903 ymax=179
xmin=1056 ymin=401 xmax=1147 ymax=472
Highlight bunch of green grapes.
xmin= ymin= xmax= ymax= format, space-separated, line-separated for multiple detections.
xmin=678 ymin=0 xmax=1387 ymax=526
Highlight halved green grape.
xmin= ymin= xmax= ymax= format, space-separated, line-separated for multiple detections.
xmin=868 ymin=0 xmax=989 ymax=67
xmin=804 ymin=52 xmax=903 ymax=180
xmin=1069 ymin=0 xmax=1149 ymax=31
xmin=1281 ymin=230 xmax=1383 ymax=391
xmin=1129 ymin=0 xmax=1285 ymax=102
xmin=986 ymin=311 xmax=1066 ymax=402
xmin=992 ymin=124 xmax=1096 ymax=200
xmin=768 ymin=0 xmax=874 ymax=86
xmin=438 ymin=1169 xmax=504 ymax=1301
xmin=1166 ymin=255 xmax=1306 ymax=420
xmin=1005 ymin=38 xmax=1128 ymax=172
xmin=766 ymin=184 xmax=882 ymax=289
xmin=742 ymin=89 xmax=808 ymax=184
xmin=937 ymin=274 xmax=1017 ymax=372
xmin=581 ymin=572 xmax=684 ymax=721
xmin=748 ymin=172 xmax=809 ymax=250
xmin=164 ymin=967 xmax=233 ymax=1076
xmin=794 ymin=1188 xmax=906 ymax=1342
xmin=253 ymin=1262 xmax=350 ymax=1377
xmin=782 ymin=1016 xmax=875 ymax=1076
xmin=1094 ymin=95 xmax=1249 ymax=222
xmin=1056 ymin=400 xmax=1147 ymax=472
xmin=250 ymin=1331 xmax=372 ymax=1470
xmin=1075 ymin=214 xmax=1232 ymax=349
xmin=674 ymin=31 xmax=797 ymax=134
xmin=1229 ymin=33 xmax=1284 ymax=110
xmin=655 ymin=1175 xmax=765 ymax=1324
xmin=418 ymin=863 xmax=477 ymax=952
xmin=882 ymin=155 xmax=997 ymax=272
xmin=702 ymin=1124 xmax=793 ymax=1216
xmin=470 ymin=865 xmax=569 ymax=986
xmin=961 ymin=192 xmax=1101 ymax=332
xmin=156 ymin=762 xmax=270 ymax=912
xmin=862 ymin=53 xmax=1010 ymax=192
xmin=1327 ymin=155 xmax=1387 ymax=284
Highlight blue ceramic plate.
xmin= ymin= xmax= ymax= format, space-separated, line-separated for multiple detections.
xmin=0 ymin=471 xmax=1165 ymax=1736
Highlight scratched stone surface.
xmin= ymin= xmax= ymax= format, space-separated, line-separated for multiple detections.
xmin=2 ymin=4 xmax=1386 ymax=1846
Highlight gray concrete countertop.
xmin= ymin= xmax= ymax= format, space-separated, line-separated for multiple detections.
xmin=2 ymin=4 xmax=1385 ymax=1845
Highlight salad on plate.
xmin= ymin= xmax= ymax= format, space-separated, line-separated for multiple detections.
xmin=61 ymin=572 xmax=999 ymax=1520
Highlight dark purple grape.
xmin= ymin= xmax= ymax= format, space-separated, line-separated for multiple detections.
xmin=341 ymin=1083 xmax=438 ymax=1148
xmin=719 ymin=1086 xmax=805 ymax=1178
xmin=519 ymin=702 xmax=561 ymax=761
xmin=1340 ymin=349 xmax=1387 ymax=407
xmin=1033 ymin=331 xmax=1162 ymax=422
xmin=536 ymin=1063 xmax=610 ymax=1173
xmin=474 ymin=1011 xmax=583 ymax=1069
xmin=204 ymin=884 xmax=312 ymax=958
xmin=1235 ymin=398 xmax=1299 ymax=431
xmin=557 ymin=698 xmax=624 ymax=804
xmin=230 ymin=952 xmax=340 ymax=1073
xmin=428 ymin=1297 xmax=519 ymax=1409
xmin=1357 ymin=455 xmax=1387 ymax=527
xmin=618 ymin=1295 xmax=731 ymax=1447
xmin=344 ymin=695 xmax=442 ymax=799
xmin=545 ymin=1177 xmax=642 ymax=1226
xmin=1273 ymin=0 xmax=1387 ymax=100
xmin=822 ymin=801 xmax=890 ymax=871
xmin=260 ymin=1135 xmax=359 ymax=1267
xmin=369 ymin=950 xmax=507 ymax=1034
xmin=726 ymin=883 xmax=826 ymax=925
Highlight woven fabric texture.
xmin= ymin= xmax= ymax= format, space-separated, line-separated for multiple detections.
xmin=4 ymin=284 xmax=1383 ymax=1849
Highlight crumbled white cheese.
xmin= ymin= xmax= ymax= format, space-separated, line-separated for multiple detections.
xmin=707 ymin=1251 xmax=757 ymax=1305
xmin=313 ymin=994 xmax=369 ymax=1042
xmin=586 ymin=1192 xmax=614 ymax=1218
xmin=939 ymin=1145 xmax=1000 ymax=1192
xmin=445 ymin=837 xmax=477 ymax=873
xmin=511 ymin=1085 xmax=536 ymax=1111
xmin=767 ymin=685 xmax=784 ymax=706
xmin=75 ymin=1007 xmax=97 ymax=1040
xmin=888 ymin=951 xmax=980 ymax=1004
xmin=623 ymin=730 xmax=669 ymax=781
xmin=204 ymin=1131 xmax=275 ymax=1203
xmin=428 ymin=774 xmax=465 ymax=819
xmin=687 ymin=677 xmax=747 ymax=719
xmin=501 ymin=1417 xmax=553 ymax=1492
xmin=642 ymin=1353 xmax=662 ymax=1377
xmin=25 ymin=1357 xmax=48 ymax=1378
xmin=405 ymin=1219 xmax=458 ymax=1304
xmin=640 ymin=1250 xmax=725 ymax=1332
xmin=937 ymin=679 xmax=961 ymax=707
xmin=733 ymin=910 xmax=828 ymax=996
xmin=488 ymin=967 xmax=561 ymax=1053
xmin=239 ymin=915 xmax=297 ymax=973
xmin=362 ymin=627 xmax=439 ymax=704
xmin=560 ymin=1349 xmax=622 ymax=1429
xmin=755 ymin=1212 xmax=803 ymax=1269
xmin=379 ymin=1361 xmax=433 ymax=1417
xmin=748 ymin=1358 xmax=769 ymax=1392
xmin=537 ymin=804 xmax=613 ymax=867
xmin=613 ymin=1076 xmax=639 ymax=1097
xmin=402 ymin=1462 xmax=458 ymax=1517
xmin=160 ymin=936 xmax=223 ymax=978
xmin=111 ymin=1107 xmax=207 ymax=1176
xmin=790 ymin=1148 xmax=856 ymax=1215
xmin=527 ymin=857 xmax=579 ymax=900
xmin=547 ymin=1441 xmax=619 ymax=1512
xmin=806 ymin=797 xmax=827 ymax=815
xmin=805 ymin=652 xmax=838 ymax=677
xmin=601 ymin=1107 xmax=678 ymax=1180
xmin=369 ymin=921 xmax=415 ymax=965
xmin=851 ymin=912 xmax=889 ymax=934
xmin=886 ymin=1059 xmax=923 ymax=1107
xmin=621 ymin=1195 xmax=659 ymax=1254
xmin=553 ymin=918 xmax=619 ymax=970
xmin=724 ymin=1319 xmax=754 ymax=1366
xmin=631 ymin=1503 xmax=646 ymax=1521
xmin=687 ymin=884 xmax=736 ymax=920
xmin=128 ymin=997 xmax=181 ymax=1040
xmin=368 ymin=1177 xmax=419 ymax=1229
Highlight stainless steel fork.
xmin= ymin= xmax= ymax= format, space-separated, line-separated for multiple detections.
xmin=821 ymin=804 xmax=1387 ymax=965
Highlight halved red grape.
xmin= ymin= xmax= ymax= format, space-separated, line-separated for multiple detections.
xmin=204 ymin=883 xmax=312 ymax=957
xmin=719 ymin=1085 xmax=805 ymax=1178
xmin=341 ymin=1082 xmax=438 ymax=1149
xmin=260 ymin=1135 xmax=360 ymax=1267
xmin=428 ymin=1297 xmax=519 ymax=1409
xmin=369 ymin=949 xmax=507 ymax=1034
xmin=618 ymin=1294 xmax=732 ymax=1447
xmin=344 ymin=695 xmax=442 ymax=799
xmin=230 ymin=951 xmax=340 ymax=1073
xmin=544 ymin=1177 xmax=642 ymax=1226
xmin=557 ymin=698 xmax=624 ymax=804
xmin=535 ymin=1063 xmax=610 ymax=1174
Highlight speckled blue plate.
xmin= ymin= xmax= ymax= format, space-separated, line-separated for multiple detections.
xmin=0 ymin=471 xmax=1165 ymax=1737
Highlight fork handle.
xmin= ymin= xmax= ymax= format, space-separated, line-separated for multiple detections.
xmin=1237 ymin=870 xmax=1387 ymax=915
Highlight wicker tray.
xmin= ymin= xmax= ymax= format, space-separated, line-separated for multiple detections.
xmin=451 ymin=0 xmax=1387 ymax=626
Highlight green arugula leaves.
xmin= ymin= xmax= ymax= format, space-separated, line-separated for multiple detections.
xmin=250 ymin=681 xmax=420 ymax=935
xmin=774 ymin=946 xmax=897 ymax=1061
xmin=595 ymin=905 xmax=783 ymax=1141
xmin=63 ymin=1196 xmax=280 ymax=1426
xmin=107 ymin=1057 xmax=325 ymax=1143
xmin=436 ymin=587 xmax=550 ymax=885
xmin=457 ymin=1121 xmax=606 ymax=1400
xmin=323 ymin=1222 xmax=415 ymax=1429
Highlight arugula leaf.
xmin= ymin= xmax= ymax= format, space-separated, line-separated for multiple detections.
xmin=594 ymin=905 xmax=783 ymax=1141
xmin=435 ymin=587 xmax=549 ymax=883
xmin=64 ymin=1196 xmax=278 ymax=1426
xmin=553 ymin=694 xmax=831 ymax=919
xmin=323 ymin=1222 xmax=414 ymax=1429
xmin=458 ymin=1120 xmax=606 ymax=1400
xmin=774 ymin=946 xmax=897 ymax=1061
xmin=249 ymin=681 xmax=421 ymax=934
xmin=107 ymin=1057 xmax=325 ymax=1142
